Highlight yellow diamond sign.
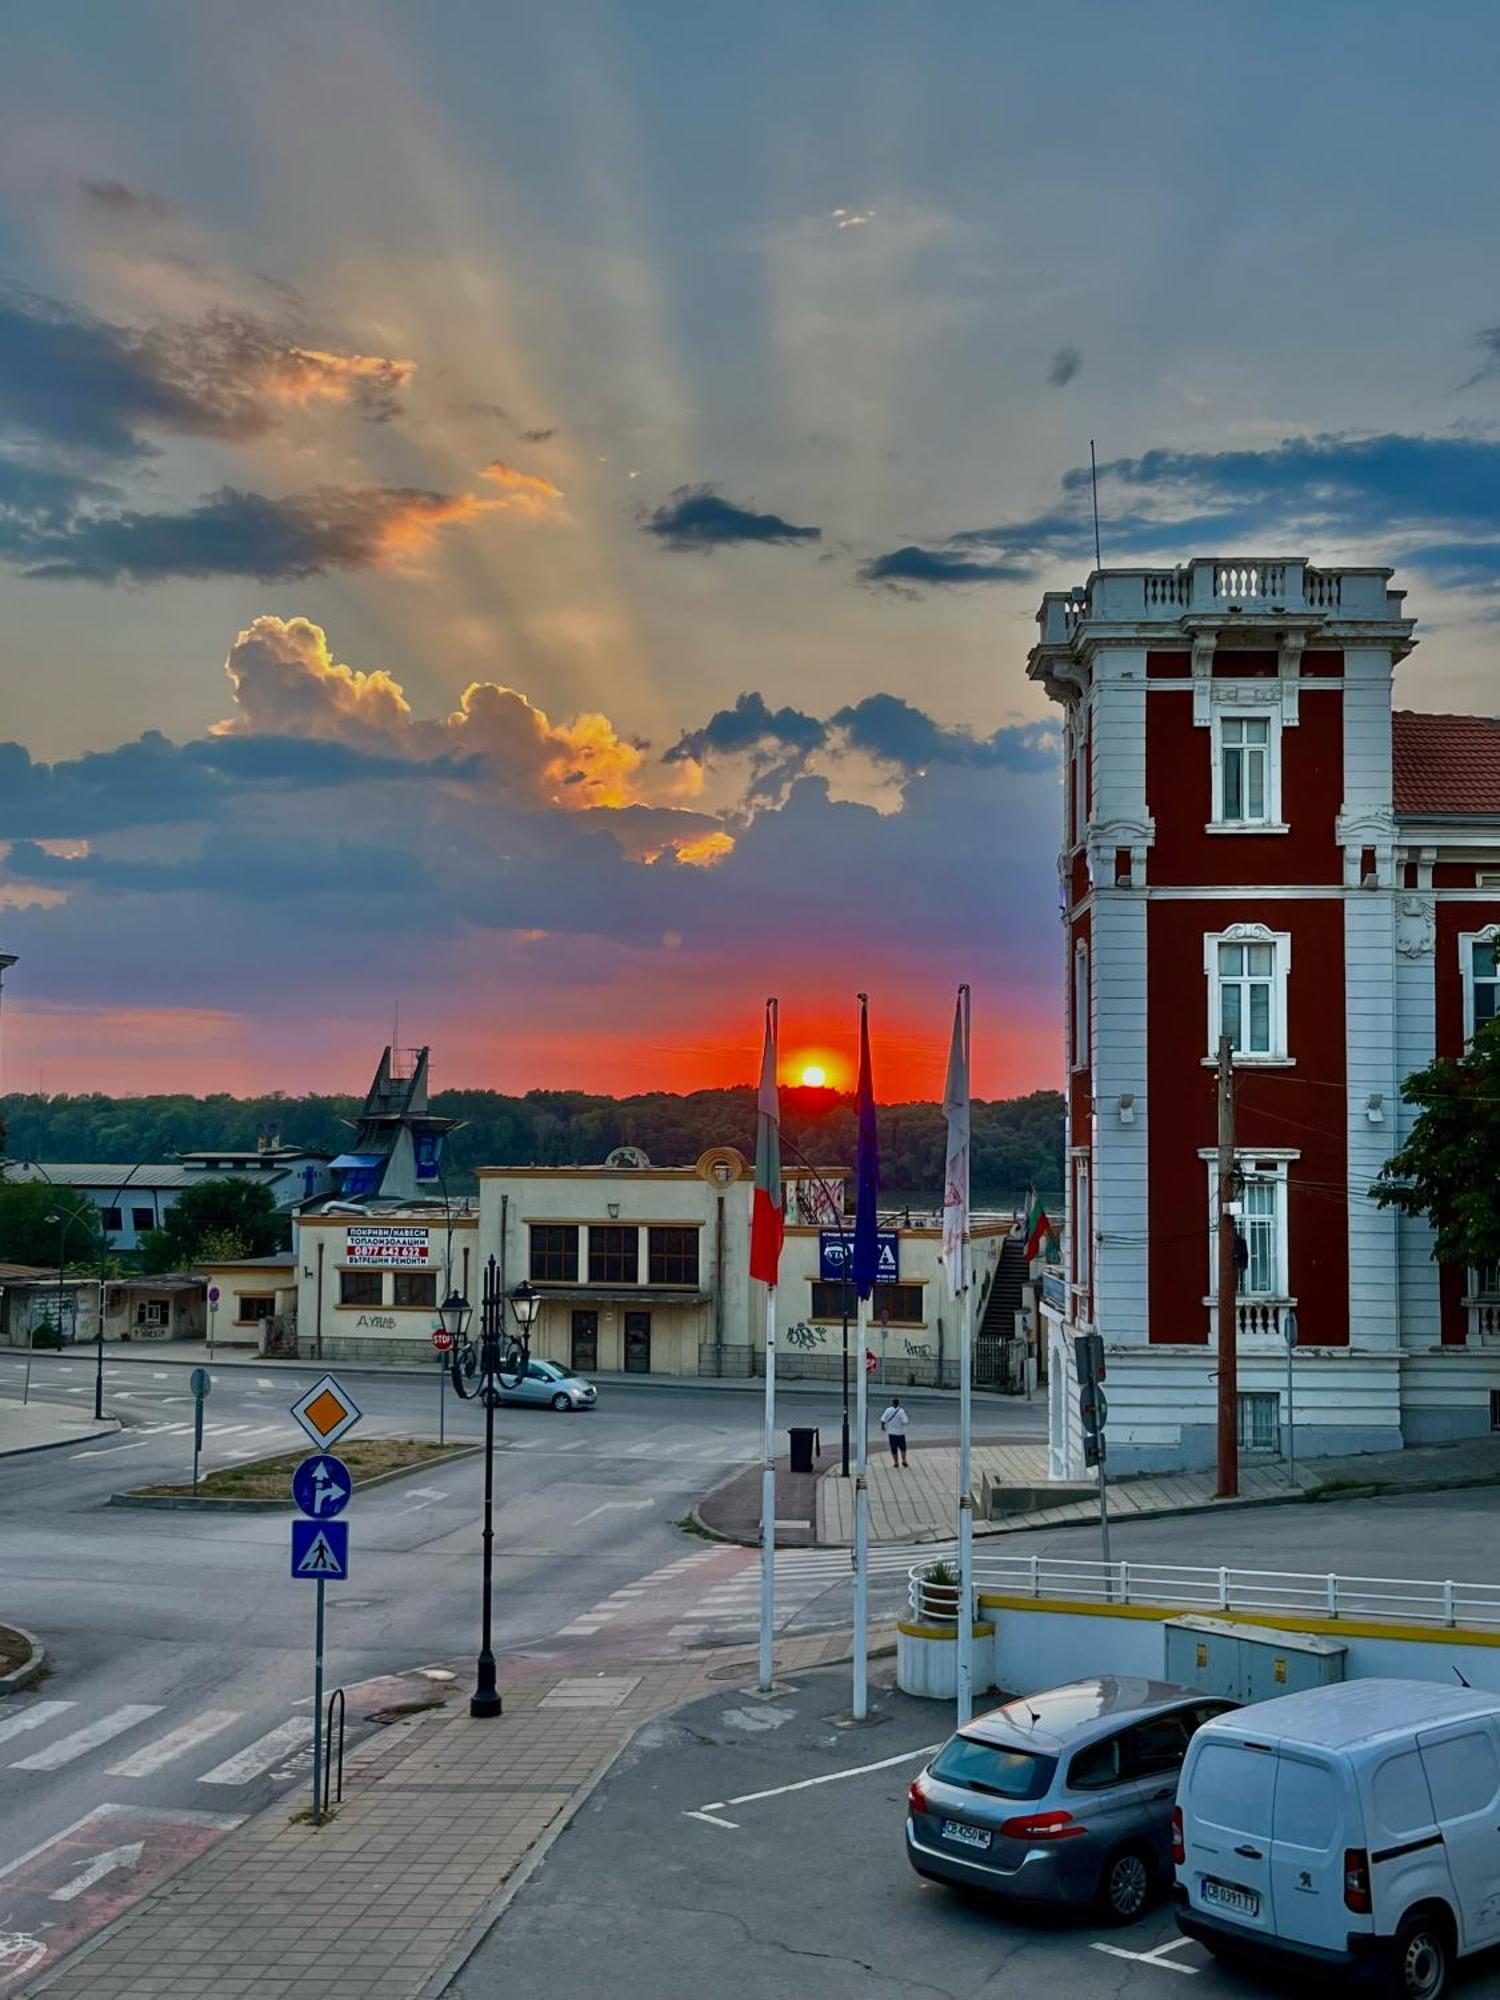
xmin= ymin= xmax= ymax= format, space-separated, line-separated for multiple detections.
xmin=290 ymin=1373 xmax=362 ymax=1450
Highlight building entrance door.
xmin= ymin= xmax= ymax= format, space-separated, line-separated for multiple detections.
xmin=571 ymin=1310 xmax=598 ymax=1373
xmin=624 ymin=1311 xmax=651 ymax=1373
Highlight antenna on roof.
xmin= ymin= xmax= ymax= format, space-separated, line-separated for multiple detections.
xmin=1090 ymin=440 xmax=1102 ymax=571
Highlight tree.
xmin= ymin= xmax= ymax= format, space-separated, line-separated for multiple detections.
xmin=141 ymin=1178 xmax=288 ymax=1272
xmin=1372 ymin=1020 xmax=1500 ymax=1267
xmin=0 ymin=1181 xmax=104 ymax=1269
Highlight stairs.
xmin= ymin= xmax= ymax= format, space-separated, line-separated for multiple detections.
xmin=975 ymin=1234 xmax=1027 ymax=1390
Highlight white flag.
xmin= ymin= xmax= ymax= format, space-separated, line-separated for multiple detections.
xmin=942 ymin=987 xmax=970 ymax=1298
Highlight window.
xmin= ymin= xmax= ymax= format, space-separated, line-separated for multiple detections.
xmin=1071 ymin=708 xmax=1089 ymax=845
xmin=1073 ymin=940 xmax=1090 ymax=1069
xmin=929 ymin=1737 xmax=1055 ymax=1801
xmin=1238 ymin=1391 xmax=1280 ymax=1452
xmin=103 ymin=1207 xmax=122 ymax=1232
xmin=1462 ymin=932 xmax=1500 ymax=1042
xmin=1211 ymin=708 xmax=1280 ymax=827
xmin=1128 ymin=1713 xmax=1193 ymax=1778
xmin=648 ymin=1226 xmax=700 ymax=1286
xmin=1241 ymin=1177 xmax=1280 ymax=1296
xmin=589 ymin=1225 xmax=639 ymax=1284
xmin=1206 ymin=926 xmax=1290 ymax=1060
xmin=339 ymin=1270 xmax=383 ymax=1307
xmin=529 ymin=1225 xmax=579 ymax=1283
xmin=393 ymin=1271 xmax=437 ymax=1308
xmin=1068 ymin=1734 xmax=1129 ymax=1791
xmin=131 ymin=1206 xmax=154 ymax=1232
xmin=1074 ymin=1157 xmax=1090 ymax=1291
xmin=237 ymin=1294 xmax=275 ymax=1323
xmin=134 ymin=1299 xmax=168 ymax=1327
xmin=810 ymin=1281 xmax=924 ymax=1323
xmin=1420 ymin=1731 xmax=1500 ymax=1821
xmin=1273 ymin=1758 xmax=1339 ymax=1851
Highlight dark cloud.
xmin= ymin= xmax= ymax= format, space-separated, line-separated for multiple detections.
xmin=77 ymin=178 xmax=177 ymax=220
xmin=857 ymin=544 xmax=1032 ymax=589
xmin=520 ymin=426 xmax=558 ymax=444
xmin=830 ymin=695 xmax=1056 ymax=772
xmin=664 ymin=691 xmax=826 ymax=765
xmin=644 ymin=483 xmax=821 ymax=551
xmin=5 ymin=835 xmax=429 ymax=902
xmin=1048 ymin=344 xmax=1082 ymax=387
xmin=3 ymin=482 xmax=478 ymax=584
xmin=1460 ymin=327 xmax=1500 ymax=391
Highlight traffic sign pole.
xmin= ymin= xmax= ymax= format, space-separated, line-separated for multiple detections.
xmin=312 ymin=1578 xmax=325 ymax=1823
xmin=190 ymin=1366 xmax=210 ymax=1494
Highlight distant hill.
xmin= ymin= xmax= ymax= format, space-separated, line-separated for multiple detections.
xmin=0 ymin=1085 xmax=1064 ymax=1204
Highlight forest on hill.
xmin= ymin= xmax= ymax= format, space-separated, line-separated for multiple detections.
xmin=0 ymin=1085 xmax=1065 ymax=1201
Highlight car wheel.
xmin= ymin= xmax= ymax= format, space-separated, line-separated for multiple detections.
xmin=551 ymin=1393 xmax=572 ymax=1412
xmin=1389 ymin=1911 xmax=1452 ymax=2000
xmin=1097 ymin=1845 xmax=1153 ymax=1925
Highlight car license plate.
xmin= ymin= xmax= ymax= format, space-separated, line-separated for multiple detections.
xmin=942 ymin=1819 xmax=991 ymax=1851
xmin=1202 ymin=1878 xmax=1259 ymax=1919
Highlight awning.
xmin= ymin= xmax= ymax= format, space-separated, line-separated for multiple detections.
xmin=330 ymin=1153 xmax=385 ymax=1171
xmin=534 ymin=1289 xmax=711 ymax=1308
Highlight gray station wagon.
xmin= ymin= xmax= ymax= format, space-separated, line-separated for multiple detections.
xmin=906 ymin=1677 xmax=1237 ymax=1922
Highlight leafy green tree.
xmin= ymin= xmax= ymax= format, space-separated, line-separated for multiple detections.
xmin=1373 ymin=1021 xmax=1500 ymax=1266
xmin=141 ymin=1178 xmax=288 ymax=1272
xmin=0 ymin=1181 xmax=104 ymax=1269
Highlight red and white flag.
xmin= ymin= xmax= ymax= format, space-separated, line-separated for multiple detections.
xmin=749 ymin=998 xmax=784 ymax=1285
xmin=942 ymin=986 xmax=971 ymax=1299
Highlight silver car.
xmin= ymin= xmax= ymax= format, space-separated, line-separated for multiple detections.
xmin=489 ymin=1358 xmax=597 ymax=1411
xmin=906 ymin=1677 xmax=1236 ymax=1923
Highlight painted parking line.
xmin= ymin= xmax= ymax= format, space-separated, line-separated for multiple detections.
xmin=688 ymin=1741 xmax=941 ymax=1830
xmin=1091 ymin=1935 xmax=1202 ymax=1975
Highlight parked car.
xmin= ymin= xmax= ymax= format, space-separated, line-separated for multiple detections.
xmin=906 ymin=1677 xmax=1236 ymax=1922
xmin=488 ymin=1359 xmax=597 ymax=1411
xmin=1175 ymin=1678 xmax=1500 ymax=1999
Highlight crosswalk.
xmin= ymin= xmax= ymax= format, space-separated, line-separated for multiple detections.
xmin=666 ymin=1544 xmax=928 ymax=1644
xmin=555 ymin=1548 xmax=722 ymax=1637
xmin=2 ymin=1700 xmax=318 ymax=1791
xmin=70 ymin=1419 xmax=308 ymax=1462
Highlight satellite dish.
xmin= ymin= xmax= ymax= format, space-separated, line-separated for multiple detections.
xmin=603 ymin=1145 xmax=651 ymax=1170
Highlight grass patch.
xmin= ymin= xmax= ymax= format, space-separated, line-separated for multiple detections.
xmin=0 ymin=1623 xmax=32 ymax=1677
xmin=134 ymin=1436 xmax=470 ymax=1501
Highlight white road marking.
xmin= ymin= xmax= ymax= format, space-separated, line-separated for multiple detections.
xmin=685 ymin=1809 xmax=739 ymax=1829
xmin=576 ymin=1498 xmax=654 ymax=1525
xmin=12 ymin=1705 xmax=163 ymax=1771
xmin=106 ymin=1710 xmax=243 ymax=1778
xmin=694 ymin=1742 xmax=940 ymax=1818
xmin=0 ymin=1701 xmax=75 ymax=1749
xmin=0 ymin=1804 xmax=244 ymax=1886
xmin=256 ymin=1378 xmax=274 ymax=1389
xmin=198 ymin=1718 xmax=312 ymax=1786
xmin=68 ymin=1440 xmax=155 ymax=1459
xmin=1091 ymin=1937 xmax=1201 ymax=1974
xmin=49 ymin=1840 xmax=143 ymax=1902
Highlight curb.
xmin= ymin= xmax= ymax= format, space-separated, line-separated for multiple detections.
xmin=0 ymin=1419 xmax=122 ymax=1463
xmin=0 ymin=1624 xmax=45 ymax=1696
xmin=109 ymin=1443 xmax=483 ymax=1512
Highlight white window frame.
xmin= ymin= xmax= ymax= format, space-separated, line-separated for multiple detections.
xmin=1072 ymin=938 xmax=1090 ymax=1071
xmin=1209 ymin=705 xmax=1286 ymax=832
xmin=1204 ymin=1154 xmax=1293 ymax=1302
xmin=1073 ymin=1154 xmax=1091 ymax=1295
xmin=1460 ymin=926 xmax=1500 ymax=1044
xmin=1203 ymin=923 xmax=1292 ymax=1063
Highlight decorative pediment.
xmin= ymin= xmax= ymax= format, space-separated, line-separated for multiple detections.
xmin=1219 ymin=921 xmax=1277 ymax=944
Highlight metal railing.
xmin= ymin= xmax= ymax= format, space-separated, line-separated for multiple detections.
xmin=321 ymin=1687 xmax=346 ymax=1815
xmin=907 ymin=1554 xmax=1500 ymax=1630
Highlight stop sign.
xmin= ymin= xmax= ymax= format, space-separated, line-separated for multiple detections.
xmin=865 ymin=1348 xmax=877 ymax=1373
xmin=432 ymin=1329 xmax=455 ymax=1353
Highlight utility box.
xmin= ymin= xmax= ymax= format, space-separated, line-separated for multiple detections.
xmin=1165 ymin=1615 xmax=1345 ymax=1704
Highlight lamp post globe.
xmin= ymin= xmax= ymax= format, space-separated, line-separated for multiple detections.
xmin=437 ymin=1290 xmax=472 ymax=1343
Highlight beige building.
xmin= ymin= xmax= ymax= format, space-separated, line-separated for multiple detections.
xmin=294 ymin=1207 xmax=477 ymax=1364
xmin=197 ymin=1254 xmax=299 ymax=1353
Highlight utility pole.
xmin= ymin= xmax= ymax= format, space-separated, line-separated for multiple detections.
xmin=1215 ymin=1033 xmax=1239 ymax=1499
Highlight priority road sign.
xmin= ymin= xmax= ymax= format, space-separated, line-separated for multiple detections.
xmin=291 ymin=1453 xmax=352 ymax=1520
xmin=291 ymin=1518 xmax=350 ymax=1580
xmin=290 ymin=1373 xmax=362 ymax=1450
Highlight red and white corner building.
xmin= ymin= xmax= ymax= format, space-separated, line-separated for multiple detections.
xmin=1029 ymin=557 xmax=1500 ymax=1479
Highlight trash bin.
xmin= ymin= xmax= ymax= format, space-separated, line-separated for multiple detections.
xmin=787 ymin=1426 xmax=820 ymax=1473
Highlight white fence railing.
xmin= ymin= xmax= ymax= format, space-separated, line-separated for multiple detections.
xmin=907 ymin=1555 xmax=1500 ymax=1631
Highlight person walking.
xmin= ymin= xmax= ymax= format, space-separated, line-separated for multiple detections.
xmin=880 ymin=1396 xmax=909 ymax=1468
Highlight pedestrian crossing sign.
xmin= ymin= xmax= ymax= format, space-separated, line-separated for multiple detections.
xmin=291 ymin=1518 xmax=350 ymax=1581
xmin=290 ymin=1373 xmax=362 ymax=1450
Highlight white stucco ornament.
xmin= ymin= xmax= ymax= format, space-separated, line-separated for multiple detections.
xmin=1395 ymin=897 xmax=1436 ymax=958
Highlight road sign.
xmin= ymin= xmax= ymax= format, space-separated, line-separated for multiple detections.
xmin=864 ymin=1347 xmax=877 ymax=1373
xmin=290 ymin=1373 xmax=362 ymax=1450
xmin=431 ymin=1328 xmax=455 ymax=1353
xmin=291 ymin=1453 xmax=352 ymax=1520
xmin=291 ymin=1518 xmax=350 ymax=1580
xmin=1078 ymin=1386 xmax=1107 ymax=1429
xmin=206 ymin=1285 xmax=220 ymax=1304
xmin=190 ymin=1367 xmax=210 ymax=1400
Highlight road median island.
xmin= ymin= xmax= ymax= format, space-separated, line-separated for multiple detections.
xmin=111 ymin=1436 xmax=479 ymax=1510
xmin=0 ymin=1619 xmax=45 ymax=1693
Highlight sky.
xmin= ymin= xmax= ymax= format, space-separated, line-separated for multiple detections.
xmin=2 ymin=0 xmax=1500 ymax=1103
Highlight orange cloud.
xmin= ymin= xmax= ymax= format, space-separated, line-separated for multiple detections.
xmin=262 ymin=346 xmax=416 ymax=410
xmin=482 ymin=460 xmax=566 ymax=516
xmin=673 ymin=828 xmax=736 ymax=866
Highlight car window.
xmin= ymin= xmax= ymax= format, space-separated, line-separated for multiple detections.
xmin=1371 ymin=1751 xmax=1436 ymax=1838
xmin=928 ymin=1736 xmax=1056 ymax=1801
xmin=1128 ymin=1713 xmax=1192 ymax=1778
xmin=1190 ymin=1742 xmax=1275 ymax=1836
xmin=525 ymin=1361 xmax=551 ymax=1381
xmin=1273 ymin=1756 xmax=1340 ymax=1852
xmin=1068 ymin=1733 xmax=1130 ymax=1791
xmin=1191 ymin=1702 xmax=1236 ymax=1733
xmin=1421 ymin=1730 xmax=1500 ymax=1821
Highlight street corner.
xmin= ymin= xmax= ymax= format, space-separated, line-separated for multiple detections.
xmin=0 ymin=1802 xmax=244 ymax=1997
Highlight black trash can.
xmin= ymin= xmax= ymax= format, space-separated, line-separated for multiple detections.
xmin=787 ymin=1426 xmax=820 ymax=1473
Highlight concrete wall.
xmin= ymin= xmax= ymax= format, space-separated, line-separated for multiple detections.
xmin=296 ymin=1212 xmax=478 ymax=1364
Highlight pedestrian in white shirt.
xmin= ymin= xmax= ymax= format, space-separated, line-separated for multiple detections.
xmin=880 ymin=1397 xmax=909 ymax=1467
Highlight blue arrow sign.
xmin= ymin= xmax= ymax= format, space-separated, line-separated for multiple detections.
xmin=291 ymin=1453 xmax=352 ymax=1520
xmin=291 ymin=1518 xmax=349 ymax=1581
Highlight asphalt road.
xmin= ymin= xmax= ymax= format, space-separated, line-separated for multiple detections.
xmin=448 ymin=1665 xmax=1500 ymax=2000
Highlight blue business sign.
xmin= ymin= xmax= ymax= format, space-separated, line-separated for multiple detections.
xmin=818 ymin=1230 xmax=898 ymax=1285
xmin=291 ymin=1518 xmax=350 ymax=1581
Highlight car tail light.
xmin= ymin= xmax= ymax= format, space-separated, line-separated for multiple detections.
xmin=907 ymin=1778 xmax=929 ymax=1815
xmin=1172 ymin=1806 xmax=1185 ymax=1866
xmin=1343 ymin=1848 xmax=1372 ymax=1914
xmin=998 ymin=1810 xmax=1087 ymax=1841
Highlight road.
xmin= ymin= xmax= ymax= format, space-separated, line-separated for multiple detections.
xmin=0 ymin=1351 xmax=1035 ymax=1990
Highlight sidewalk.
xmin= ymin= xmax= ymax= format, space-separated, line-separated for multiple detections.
xmin=22 ymin=1629 xmax=889 ymax=2000
xmin=817 ymin=1434 xmax=1500 ymax=1544
xmin=0 ymin=1395 xmax=119 ymax=1460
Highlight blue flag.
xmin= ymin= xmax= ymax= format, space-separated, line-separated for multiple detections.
xmin=851 ymin=993 xmax=881 ymax=1299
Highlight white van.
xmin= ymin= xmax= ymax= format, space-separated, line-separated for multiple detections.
xmin=1174 ymin=1679 xmax=1500 ymax=1999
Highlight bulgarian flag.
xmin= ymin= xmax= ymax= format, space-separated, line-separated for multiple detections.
xmin=749 ymin=998 xmax=784 ymax=1285
xmin=1023 ymin=1186 xmax=1055 ymax=1262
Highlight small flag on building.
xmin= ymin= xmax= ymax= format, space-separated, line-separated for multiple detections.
xmin=749 ymin=998 xmax=784 ymax=1285
xmin=1022 ymin=1185 xmax=1055 ymax=1262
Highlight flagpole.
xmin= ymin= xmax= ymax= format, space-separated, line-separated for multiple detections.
xmin=956 ymin=986 xmax=975 ymax=1726
xmin=759 ymin=1277 xmax=777 ymax=1691
xmin=852 ymin=1287 xmax=870 ymax=1720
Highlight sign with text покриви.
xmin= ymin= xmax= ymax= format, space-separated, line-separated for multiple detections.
xmin=345 ymin=1224 xmax=430 ymax=1267
xmin=818 ymin=1230 xmax=898 ymax=1286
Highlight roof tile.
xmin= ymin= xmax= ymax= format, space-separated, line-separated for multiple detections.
xmin=1393 ymin=710 xmax=1500 ymax=816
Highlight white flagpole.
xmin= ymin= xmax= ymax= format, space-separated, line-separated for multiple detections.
xmin=956 ymin=987 xmax=975 ymax=1725
xmin=759 ymin=1280 xmax=777 ymax=1691
xmin=852 ymin=1289 xmax=871 ymax=1719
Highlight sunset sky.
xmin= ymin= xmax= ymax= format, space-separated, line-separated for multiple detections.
xmin=3 ymin=1 xmax=1500 ymax=1101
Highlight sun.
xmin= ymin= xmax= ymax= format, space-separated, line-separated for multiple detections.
xmin=800 ymin=1064 xmax=827 ymax=1088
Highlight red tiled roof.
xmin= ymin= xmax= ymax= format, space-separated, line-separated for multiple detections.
xmin=1393 ymin=710 xmax=1500 ymax=816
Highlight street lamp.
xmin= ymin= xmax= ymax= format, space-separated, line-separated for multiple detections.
xmin=44 ymin=1207 xmax=92 ymax=1350
xmin=437 ymin=1289 xmax=472 ymax=1346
